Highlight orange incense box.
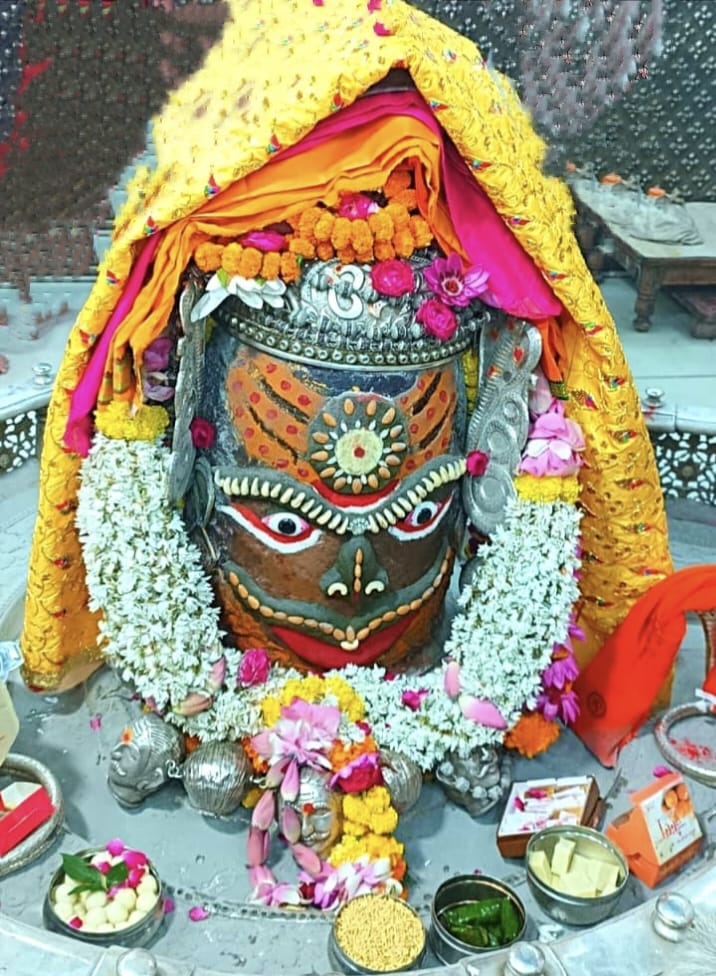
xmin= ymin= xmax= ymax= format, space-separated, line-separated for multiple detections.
xmin=606 ymin=773 xmax=702 ymax=888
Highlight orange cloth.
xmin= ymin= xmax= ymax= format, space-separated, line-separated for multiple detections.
xmin=573 ymin=565 xmax=716 ymax=767
xmin=103 ymin=114 xmax=457 ymax=404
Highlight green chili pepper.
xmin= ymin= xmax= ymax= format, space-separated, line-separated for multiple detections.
xmin=444 ymin=921 xmax=489 ymax=947
xmin=442 ymin=898 xmax=503 ymax=927
xmin=500 ymin=898 xmax=521 ymax=942
xmin=485 ymin=923 xmax=505 ymax=947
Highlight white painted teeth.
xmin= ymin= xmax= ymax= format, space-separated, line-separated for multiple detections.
xmin=327 ymin=513 xmax=343 ymax=531
xmin=375 ymin=512 xmax=389 ymax=530
xmin=280 ymin=487 xmax=293 ymax=504
xmin=367 ymin=514 xmax=379 ymax=533
xmin=270 ymin=483 xmax=282 ymax=498
xmin=230 ymin=478 xmax=239 ymax=495
xmin=260 ymin=481 xmax=270 ymax=498
xmin=393 ymin=499 xmax=412 ymax=517
xmin=383 ymin=509 xmax=397 ymax=526
xmin=250 ymin=477 xmax=260 ymax=496
xmin=335 ymin=518 xmax=349 ymax=535
xmin=407 ymin=489 xmax=420 ymax=507
xmin=307 ymin=504 xmax=323 ymax=519
xmin=317 ymin=510 xmax=333 ymax=525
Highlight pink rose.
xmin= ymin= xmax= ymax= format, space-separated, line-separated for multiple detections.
xmin=370 ymin=259 xmax=415 ymax=298
xmin=328 ymin=753 xmax=384 ymax=794
xmin=519 ymin=400 xmax=585 ymax=477
xmin=240 ymin=230 xmax=286 ymax=252
xmin=238 ymin=647 xmax=271 ymax=687
xmin=416 ymin=298 xmax=458 ymax=341
xmin=466 ymin=450 xmax=489 ymax=477
xmin=337 ymin=192 xmax=378 ymax=219
xmin=190 ymin=417 xmax=216 ymax=450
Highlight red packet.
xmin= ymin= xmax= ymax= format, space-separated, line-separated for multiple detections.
xmin=0 ymin=781 xmax=56 ymax=856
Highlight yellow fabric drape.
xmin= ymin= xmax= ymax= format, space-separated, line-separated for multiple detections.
xmin=21 ymin=0 xmax=672 ymax=691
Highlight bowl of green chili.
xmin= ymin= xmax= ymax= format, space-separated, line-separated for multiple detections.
xmin=429 ymin=874 xmax=526 ymax=965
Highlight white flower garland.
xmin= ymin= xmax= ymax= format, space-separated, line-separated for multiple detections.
xmin=77 ymin=436 xmax=581 ymax=767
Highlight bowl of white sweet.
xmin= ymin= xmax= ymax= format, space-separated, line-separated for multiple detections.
xmin=43 ymin=839 xmax=165 ymax=947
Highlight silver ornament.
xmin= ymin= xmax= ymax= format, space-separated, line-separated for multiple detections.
xmin=436 ymin=746 xmax=512 ymax=818
xmin=380 ymin=749 xmax=423 ymax=814
xmin=181 ymin=741 xmax=252 ymax=817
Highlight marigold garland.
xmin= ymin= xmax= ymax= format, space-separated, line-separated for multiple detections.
xmin=515 ymin=472 xmax=581 ymax=504
xmin=504 ymin=710 xmax=561 ymax=758
xmin=94 ymin=401 xmax=169 ymax=442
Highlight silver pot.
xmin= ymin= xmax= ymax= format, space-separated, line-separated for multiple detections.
xmin=43 ymin=849 xmax=165 ymax=948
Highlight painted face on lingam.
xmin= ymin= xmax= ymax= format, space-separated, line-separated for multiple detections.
xmin=278 ymin=767 xmax=343 ymax=859
xmin=196 ymin=258 xmax=484 ymax=672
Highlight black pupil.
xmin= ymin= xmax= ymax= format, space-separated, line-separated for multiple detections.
xmin=277 ymin=517 xmax=299 ymax=536
xmin=415 ymin=506 xmax=433 ymax=525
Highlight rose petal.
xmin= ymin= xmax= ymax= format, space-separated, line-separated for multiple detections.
xmin=188 ymin=905 xmax=210 ymax=922
xmin=459 ymin=694 xmax=508 ymax=729
xmin=444 ymin=660 xmax=461 ymax=699
xmin=89 ymin=714 xmax=102 ymax=731
xmin=247 ymin=827 xmax=267 ymax=867
xmin=163 ymin=897 xmax=175 ymax=915
xmin=653 ymin=765 xmax=672 ymax=778
xmin=106 ymin=838 xmax=125 ymax=857
xmin=251 ymin=790 xmax=276 ymax=831
xmin=122 ymin=849 xmax=148 ymax=870
xmin=280 ymin=804 xmax=302 ymax=845
xmin=280 ymin=758 xmax=300 ymax=802
xmin=292 ymin=843 xmax=322 ymax=877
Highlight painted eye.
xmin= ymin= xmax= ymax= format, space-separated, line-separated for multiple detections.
xmin=219 ymin=503 xmax=323 ymax=553
xmin=262 ymin=512 xmax=311 ymax=537
xmin=388 ymin=495 xmax=453 ymax=541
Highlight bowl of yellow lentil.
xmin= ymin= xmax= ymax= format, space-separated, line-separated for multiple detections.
xmin=329 ymin=893 xmax=427 ymax=974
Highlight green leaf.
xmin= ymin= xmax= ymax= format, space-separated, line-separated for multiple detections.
xmin=105 ymin=861 xmax=129 ymax=888
xmin=69 ymin=883 xmax=103 ymax=897
xmin=216 ymin=267 xmax=229 ymax=287
xmin=61 ymin=853 xmax=103 ymax=888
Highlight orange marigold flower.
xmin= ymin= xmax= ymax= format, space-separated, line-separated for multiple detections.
xmin=331 ymin=216 xmax=353 ymax=250
xmin=355 ymin=248 xmax=374 ymax=264
xmin=504 ymin=711 xmax=560 ymax=759
xmin=221 ymin=242 xmax=245 ymax=277
xmin=194 ymin=242 xmax=224 ymax=273
xmin=239 ymin=246 xmax=263 ymax=279
xmin=374 ymin=241 xmax=396 ymax=261
xmin=368 ymin=210 xmax=394 ymax=241
xmin=336 ymin=245 xmax=357 ymax=264
xmin=393 ymin=228 xmax=415 ymax=259
xmin=242 ymin=737 xmax=269 ymax=774
xmin=350 ymin=218 xmax=372 ymax=251
xmin=314 ymin=212 xmax=335 ymax=242
xmin=261 ymin=251 xmax=281 ymax=280
xmin=289 ymin=237 xmax=317 ymax=260
xmin=393 ymin=857 xmax=407 ymax=882
xmin=385 ymin=202 xmax=410 ymax=228
xmin=280 ymin=251 xmax=301 ymax=283
xmin=316 ymin=241 xmax=335 ymax=261
xmin=409 ymin=215 xmax=433 ymax=249
xmin=392 ymin=188 xmax=418 ymax=211
xmin=384 ymin=167 xmax=412 ymax=198
xmin=184 ymin=734 xmax=201 ymax=754
xmin=298 ymin=206 xmax=324 ymax=242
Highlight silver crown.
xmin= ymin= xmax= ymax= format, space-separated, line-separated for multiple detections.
xmin=211 ymin=255 xmax=486 ymax=372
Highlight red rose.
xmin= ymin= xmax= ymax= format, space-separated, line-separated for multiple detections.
xmin=466 ymin=450 xmax=489 ymax=477
xmin=370 ymin=259 xmax=415 ymax=298
xmin=328 ymin=753 xmax=384 ymax=794
xmin=190 ymin=417 xmax=216 ymax=450
xmin=416 ymin=297 xmax=458 ymax=341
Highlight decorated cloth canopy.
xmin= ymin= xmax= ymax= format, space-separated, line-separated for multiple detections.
xmin=21 ymin=0 xmax=671 ymax=695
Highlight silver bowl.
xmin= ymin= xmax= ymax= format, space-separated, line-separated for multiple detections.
xmin=329 ymin=894 xmax=426 ymax=974
xmin=43 ymin=848 xmax=165 ymax=948
xmin=429 ymin=874 xmax=526 ymax=965
xmin=525 ymin=825 xmax=628 ymax=927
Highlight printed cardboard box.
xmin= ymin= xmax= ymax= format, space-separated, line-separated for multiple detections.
xmin=497 ymin=775 xmax=600 ymax=858
xmin=0 ymin=781 xmax=56 ymax=857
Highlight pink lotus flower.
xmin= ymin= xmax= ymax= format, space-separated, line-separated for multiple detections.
xmin=370 ymin=259 xmax=415 ymax=298
xmin=519 ymin=399 xmax=585 ymax=477
xmin=280 ymin=805 xmax=302 ymax=844
xmin=280 ymin=758 xmax=300 ymax=801
xmin=238 ymin=648 xmax=271 ymax=687
xmin=292 ymin=843 xmax=322 ymax=877
xmin=416 ymin=297 xmax=457 ymax=341
xmin=251 ymin=700 xmax=340 ymax=771
xmin=466 ymin=450 xmax=489 ymax=477
xmin=401 ymin=688 xmax=429 ymax=712
xmin=328 ymin=752 xmax=383 ymax=793
xmin=424 ymin=253 xmax=489 ymax=308
xmin=251 ymin=790 xmax=276 ymax=831
xmin=206 ymin=656 xmax=227 ymax=692
xmin=173 ymin=691 xmax=213 ymax=717
xmin=337 ymin=192 xmax=378 ymax=219
xmin=246 ymin=827 xmax=270 ymax=867
xmin=240 ymin=229 xmax=286 ymax=252
xmin=444 ymin=660 xmax=461 ymax=699
xmin=459 ymin=695 xmax=507 ymax=729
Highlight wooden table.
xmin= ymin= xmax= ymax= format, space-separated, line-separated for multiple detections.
xmin=573 ymin=194 xmax=716 ymax=334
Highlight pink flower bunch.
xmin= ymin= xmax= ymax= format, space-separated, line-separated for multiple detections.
xmin=536 ymin=614 xmax=583 ymax=725
xmin=237 ymin=647 xmax=271 ymax=687
xmin=416 ymin=297 xmax=457 ymax=341
xmin=370 ymin=259 xmax=415 ymax=297
xmin=519 ymin=398 xmax=585 ymax=477
xmin=142 ymin=335 xmax=174 ymax=402
xmin=240 ymin=229 xmax=286 ymax=252
xmin=337 ymin=192 xmax=378 ymax=219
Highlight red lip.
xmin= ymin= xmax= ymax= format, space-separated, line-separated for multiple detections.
xmin=271 ymin=617 xmax=413 ymax=670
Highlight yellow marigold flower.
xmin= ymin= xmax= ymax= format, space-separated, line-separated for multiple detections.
xmin=280 ymin=251 xmax=301 ymax=284
xmin=289 ymin=237 xmax=317 ymax=260
xmin=261 ymin=251 xmax=281 ymax=281
xmin=314 ymin=212 xmax=335 ymax=243
xmin=368 ymin=210 xmax=394 ymax=241
xmin=316 ymin=241 xmax=335 ymax=261
xmin=238 ymin=246 xmax=263 ymax=279
xmin=324 ymin=677 xmax=365 ymax=720
xmin=385 ymin=202 xmax=410 ymax=228
xmin=328 ymin=836 xmax=363 ymax=867
xmin=514 ymin=473 xmax=581 ymax=504
xmin=343 ymin=820 xmax=369 ymax=837
xmin=370 ymin=808 xmax=399 ymax=835
xmin=95 ymin=401 xmax=169 ymax=442
xmin=194 ymin=241 xmax=224 ymax=273
xmin=221 ymin=241 xmax=245 ymax=277
xmin=331 ymin=216 xmax=352 ymax=250
xmin=393 ymin=228 xmax=415 ymax=259
xmin=505 ymin=711 xmax=561 ymax=758
xmin=364 ymin=786 xmax=391 ymax=814
xmin=374 ymin=241 xmax=396 ymax=261
xmin=343 ymin=794 xmax=369 ymax=824
xmin=260 ymin=696 xmax=281 ymax=727
xmin=392 ymin=188 xmax=418 ymax=211
xmin=409 ymin=215 xmax=433 ymax=249
xmin=384 ymin=167 xmax=412 ymax=198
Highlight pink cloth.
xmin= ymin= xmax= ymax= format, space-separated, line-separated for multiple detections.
xmin=63 ymin=234 xmax=161 ymax=456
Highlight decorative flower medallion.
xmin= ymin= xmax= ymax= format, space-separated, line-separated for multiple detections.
xmin=308 ymin=395 xmax=408 ymax=494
